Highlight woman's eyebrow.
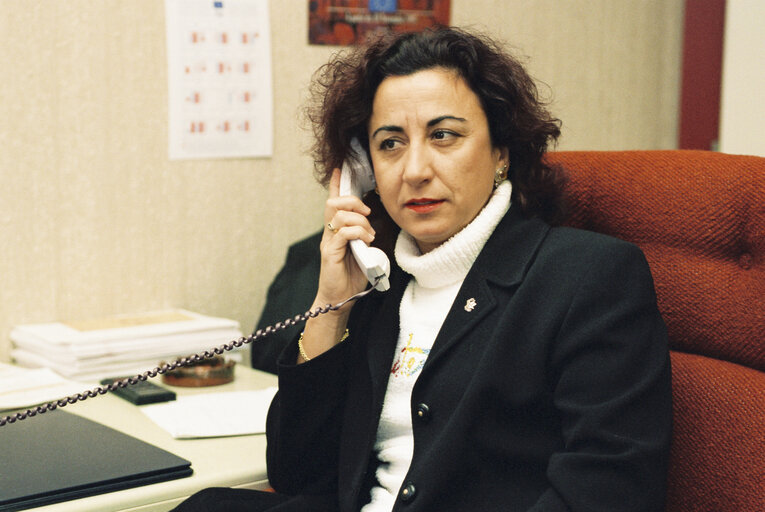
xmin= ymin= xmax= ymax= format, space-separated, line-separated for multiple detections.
xmin=427 ymin=115 xmax=467 ymax=127
xmin=372 ymin=115 xmax=467 ymax=138
xmin=371 ymin=125 xmax=403 ymax=138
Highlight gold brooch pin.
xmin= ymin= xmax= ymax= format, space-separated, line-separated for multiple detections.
xmin=464 ymin=298 xmax=477 ymax=312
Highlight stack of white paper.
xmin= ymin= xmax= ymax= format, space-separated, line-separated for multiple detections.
xmin=0 ymin=363 xmax=88 ymax=410
xmin=10 ymin=310 xmax=244 ymax=381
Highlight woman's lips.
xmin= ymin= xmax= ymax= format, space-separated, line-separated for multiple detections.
xmin=405 ymin=198 xmax=444 ymax=213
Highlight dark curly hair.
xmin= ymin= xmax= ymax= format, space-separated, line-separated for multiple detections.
xmin=307 ymin=26 xmax=566 ymax=224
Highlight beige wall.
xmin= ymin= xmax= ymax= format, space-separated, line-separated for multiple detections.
xmin=719 ymin=0 xmax=765 ymax=157
xmin=0 ymin=0 xmax=683 ymax=363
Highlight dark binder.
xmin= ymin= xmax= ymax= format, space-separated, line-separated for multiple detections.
xmin=0 ymin=409 xmax=192 ymax=511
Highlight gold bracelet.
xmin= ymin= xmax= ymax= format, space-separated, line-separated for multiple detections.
xmin=298 ymin=329 xmax=349 ymax=362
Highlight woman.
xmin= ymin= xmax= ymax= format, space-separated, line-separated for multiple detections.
xmin=176 ymin=27 xmax=672 ymax=512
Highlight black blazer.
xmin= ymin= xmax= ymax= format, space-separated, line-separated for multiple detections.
xmin=267 ymin=208 xmax=672 ymax=512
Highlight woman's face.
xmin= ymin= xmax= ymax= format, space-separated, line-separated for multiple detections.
xmin=368 ymin=67 xmax=507 ymax=254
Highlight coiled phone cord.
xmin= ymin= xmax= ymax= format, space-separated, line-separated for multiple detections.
xmin=0 ymin=281 xmax=381 ymax=428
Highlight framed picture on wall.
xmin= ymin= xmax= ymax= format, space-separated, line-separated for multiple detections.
xmin=309 ymin=0 xmax=451 ymax=46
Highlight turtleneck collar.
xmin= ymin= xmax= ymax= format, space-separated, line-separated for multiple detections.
xmin=394 ymin=180 xmax=512 ymax=289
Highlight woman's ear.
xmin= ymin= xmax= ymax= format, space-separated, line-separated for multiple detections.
xmin=496 ymin=146 xmax=510 ymax=169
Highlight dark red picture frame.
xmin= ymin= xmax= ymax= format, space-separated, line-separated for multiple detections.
xmin=309 ymin=0 xmax=451 ymax=46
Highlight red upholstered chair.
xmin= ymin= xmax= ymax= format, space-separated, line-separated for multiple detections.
xmin=548 ymin=150 xmax=764 ymax=511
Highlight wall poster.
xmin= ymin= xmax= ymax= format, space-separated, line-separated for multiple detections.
xmin=165 ymin=0 xmax=273 ymax=160
xmin=309 ymin=0 xmax=451 ymax=46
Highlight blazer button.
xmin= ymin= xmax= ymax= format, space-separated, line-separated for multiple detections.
xmin=400 ymin=482 xmax=416 ymax=502
xmin=415 ymin=403 xmax=430 ymax=422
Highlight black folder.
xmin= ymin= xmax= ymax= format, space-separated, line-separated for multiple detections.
xmin=0 ymin=409 xmax=192 ymax=511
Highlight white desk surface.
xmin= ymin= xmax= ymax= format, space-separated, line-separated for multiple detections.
xmin=28 ymin=365 xmax=278 ymax=512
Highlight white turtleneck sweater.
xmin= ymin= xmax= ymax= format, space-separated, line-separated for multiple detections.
xmin=362 ymin=181 xmax=512 ymax=511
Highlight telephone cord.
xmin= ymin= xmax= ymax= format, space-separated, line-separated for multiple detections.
xmin=0 ymin=281 xmax=381 ymax=427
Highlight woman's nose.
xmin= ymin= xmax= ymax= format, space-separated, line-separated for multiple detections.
xmin=401 ymin=144 xmax=434 ymax=185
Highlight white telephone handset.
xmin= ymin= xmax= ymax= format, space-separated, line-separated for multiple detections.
xmin=339 ymin=138 xmax=391 ymax=292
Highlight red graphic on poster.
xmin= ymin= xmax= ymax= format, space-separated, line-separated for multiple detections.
xmin=309 ymin=0 xmax=451 ymax=46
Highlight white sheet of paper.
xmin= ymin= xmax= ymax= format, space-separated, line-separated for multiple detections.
xmin=140 ymin=388 xmax=278 ymax=439
xmin=165 ymin=0 xmax=273 ymax=159
xmin=0 ymin=364 xmax=90 ymax=411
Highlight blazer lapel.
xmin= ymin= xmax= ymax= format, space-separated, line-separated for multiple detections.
xmin=366 ymin=263 xmax=409 ymax=405
xmin=425 ymin=279 xmax=496 ymax=367
xmin=424 ymin=208 xmax=551 ymax=369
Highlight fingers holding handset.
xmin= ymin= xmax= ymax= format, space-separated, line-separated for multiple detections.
xmin=324 ymin=169 xmax=374 ymax=239
xmin=320 ymin=169 xmax=376 ymax=298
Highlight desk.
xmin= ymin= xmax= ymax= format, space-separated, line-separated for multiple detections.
xmin=29 ymin=365 xmax=277 ymax=512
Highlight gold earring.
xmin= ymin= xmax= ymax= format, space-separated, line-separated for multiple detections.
xmin=374 ymin=186 xmax=380 ymax=195
xmin=494 ymin=165 xmax=508 ymax=188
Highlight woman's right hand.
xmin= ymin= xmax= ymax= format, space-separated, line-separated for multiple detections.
xmin=298 ymin=169 xmax=376 ymax=362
